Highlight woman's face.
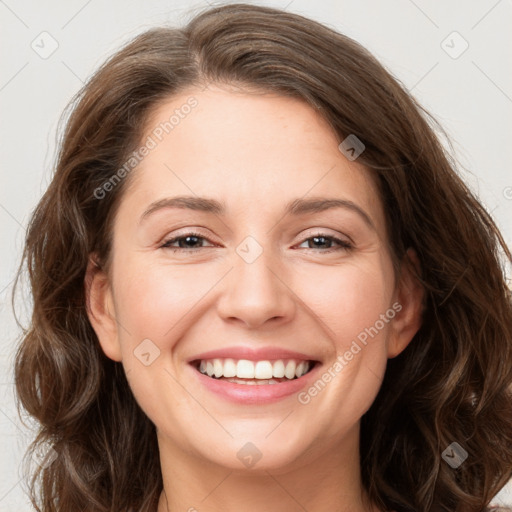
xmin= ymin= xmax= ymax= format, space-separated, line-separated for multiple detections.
xmin=88 ymin=84 xmax=422 ymax=472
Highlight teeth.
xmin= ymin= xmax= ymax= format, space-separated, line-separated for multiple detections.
xmin=213 ymin=359 xmax=223 ymax=378
xmin=295 ymin=361 xmax=306 ymax=378
xmin=273 ymin=360 xmax=285 ymax=378
xmin=223 ymin=358 xmax=237 ymax=378
xmin=254 ymin=361 xmax=273 ymax=379
xmin=285 ymin=360 xmax=297 ymax=379
xmin=237 ymin=360 xmax=255 ymax=379
xmin=197 ymin=358 xmax=312 ymax=380
xmin=224 ymin=378 xmax=281 ymax=385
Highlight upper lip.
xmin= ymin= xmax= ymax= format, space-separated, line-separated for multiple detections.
xmin=187 ymin=346 xmax=320 ymax=363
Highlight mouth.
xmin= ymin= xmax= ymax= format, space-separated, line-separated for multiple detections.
xmin=190 ymin=358 xmax=319 ymax=385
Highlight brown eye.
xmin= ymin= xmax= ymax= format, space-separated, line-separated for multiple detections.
xmin=161 ymin=232 xmax=215 ymax=252
xmin=297 ymin=233 xmax=353 ymax=253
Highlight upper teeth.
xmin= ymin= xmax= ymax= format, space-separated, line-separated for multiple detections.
xmin=198 ymin=359 xmax=311 ymax=379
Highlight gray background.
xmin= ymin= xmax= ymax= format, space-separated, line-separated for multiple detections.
xmin=1 ymin=0 xmax=511 ymax=509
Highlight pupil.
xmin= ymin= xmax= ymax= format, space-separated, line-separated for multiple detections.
xmin=312 ymin=236 xmax=329 ymax=248
xmin=181 ymin=236 xmax=199 ymax=248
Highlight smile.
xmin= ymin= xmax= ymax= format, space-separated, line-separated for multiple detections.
xmin=191 ymin=358 xmax=316 ymax=385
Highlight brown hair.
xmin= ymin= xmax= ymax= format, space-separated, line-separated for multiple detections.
xmin=13 ymin=3 xmax=512 ymax=511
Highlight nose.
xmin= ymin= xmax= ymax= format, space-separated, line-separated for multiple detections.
xmin=216 ymin=244 xmax=296 ymax=330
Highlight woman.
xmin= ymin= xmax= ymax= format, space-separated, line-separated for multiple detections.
xmin=13 ymin=3 xmax=512 ymax=511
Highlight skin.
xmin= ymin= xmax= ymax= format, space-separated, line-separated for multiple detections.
xmin=86 ymin=84 xmax=423 ymax=512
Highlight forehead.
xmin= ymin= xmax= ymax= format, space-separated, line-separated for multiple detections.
xmin=120 ymin=85 xmax=385 ymax=230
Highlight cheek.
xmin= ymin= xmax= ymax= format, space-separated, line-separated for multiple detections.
xmin=113 ymin=250 xmax=394 ymax=358
xmin=289 ymin=259 xmax=395 ymax=436
xmin=111 ymin=260 xmax=201 ymax=419
xmin=301 ymin=259 xmax=394 ymax=347
xmin=113 ymin=258 xmax=203 ymax=341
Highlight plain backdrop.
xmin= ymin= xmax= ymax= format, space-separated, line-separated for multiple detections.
xmin=1 ymin=0 xmax=511 ymax=509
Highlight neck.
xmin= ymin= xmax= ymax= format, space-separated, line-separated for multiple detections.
xmin=156 ymin=423 xmax=378 ymax=512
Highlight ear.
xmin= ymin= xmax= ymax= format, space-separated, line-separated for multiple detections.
xmin=84 ymin=255 xmax=123 ymax=362
xmin=387 ymin=248 xmax=425 ymax=359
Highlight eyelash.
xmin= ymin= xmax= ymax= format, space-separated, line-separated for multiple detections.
xmin=160 ymin=231 xmax=353 ymax=254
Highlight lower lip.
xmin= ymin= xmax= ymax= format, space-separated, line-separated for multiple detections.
xmin=189 ymin=362 xmax=321 ymax=405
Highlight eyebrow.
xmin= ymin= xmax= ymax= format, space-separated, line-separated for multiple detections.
xmin=139 ymin=195 xmax=375 ymax=229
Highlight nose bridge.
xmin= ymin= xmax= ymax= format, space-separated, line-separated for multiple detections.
xmin=216 ymin=234 xmax=295 ymax=328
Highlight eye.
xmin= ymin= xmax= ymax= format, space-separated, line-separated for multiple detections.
xmin=160 ymin=231 xmax=215 ymax=252
xmin=160 ymin=231 xmax=353 ymax=254
xmin=296 ymin=233 xmax=353 ymax=253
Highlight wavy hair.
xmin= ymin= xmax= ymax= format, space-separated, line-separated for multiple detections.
xmin=13 ymin=3 xmax=512 ymax=511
